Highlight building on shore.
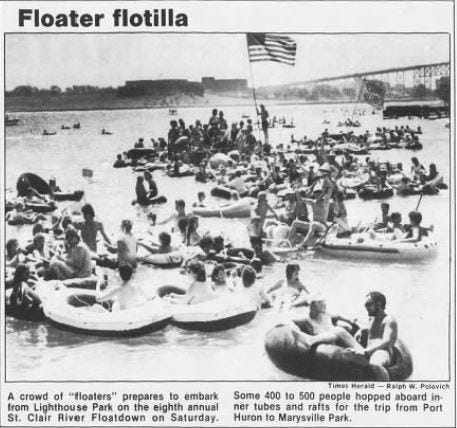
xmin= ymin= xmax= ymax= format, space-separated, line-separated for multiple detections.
xmin=201 ymin=77 xmax=248 ymax=96
xmin=117 ymin=77 xmax=248 ymax=98
xmin=117 ymin=79 xmax=203 ymax=97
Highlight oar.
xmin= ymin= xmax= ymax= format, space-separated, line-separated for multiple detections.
xmin=415 ymin=192 xmax=424 ymax=211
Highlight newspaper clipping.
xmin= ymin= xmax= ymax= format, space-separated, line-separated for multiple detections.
xmin=1 ymin=1 xmax=455 ymax=427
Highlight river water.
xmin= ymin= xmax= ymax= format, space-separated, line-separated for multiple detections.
xmin=4 ymin=103 xmax=451 ymax=381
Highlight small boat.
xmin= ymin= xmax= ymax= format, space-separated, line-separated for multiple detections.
xmin=42 ymin=287 xmax=171 ymax=336
xmin=316 ymin=235 xmax=438 ymax=262
xmin=265 ymin=324 xmax=413 ymax=381
xmin=169 ymin=108 xmax=178 ymax=115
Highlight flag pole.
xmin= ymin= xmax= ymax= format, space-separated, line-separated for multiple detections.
xmin=247 ymin=52 xmax=262 ymax=144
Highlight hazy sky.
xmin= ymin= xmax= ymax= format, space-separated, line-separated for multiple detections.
xmin=6 ymin=33 xmax=449 ymax=90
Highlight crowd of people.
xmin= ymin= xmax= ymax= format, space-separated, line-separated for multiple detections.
xmin=6 ymin=105 xmax=444 ymax=377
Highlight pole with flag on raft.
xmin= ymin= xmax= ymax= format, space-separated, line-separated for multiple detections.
xmin=245 ymin=33 xmax=297 ymax=148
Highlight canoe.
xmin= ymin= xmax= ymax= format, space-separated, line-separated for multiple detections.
xmin=265 ymin=324 xmax=413 ymax=381
xmin=316 ymin=236 xmax=438 ymax=262
xmin=159 ymin=288 xmax=258 ymax=332
xmin=192 ymin=200 xmax=251 ymax=218
xmin=42 ymin=287 xmax=171 ymax=336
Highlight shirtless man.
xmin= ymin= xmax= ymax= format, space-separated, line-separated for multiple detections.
xmin=355 ymin=291 xmax=398 ymax=371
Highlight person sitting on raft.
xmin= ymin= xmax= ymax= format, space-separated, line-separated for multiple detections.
xmin=113 ymin=154 xmax=127 ymax=168
xmin=96 ymin=263 xmax=148 ymax=311
xmin=229 ymin=170 xmax=248 ymax=196
xmin=134 ymin=176 xmax=157 ymax=206
xmin=254 ymin=192 xmax=278 ymax=225
xmin=49 ymin=227 xmax=92 ymax=280
xmin=195 ymin=162 xmax=213 ymax=183
xmin=193 ymin=192 xmax=206 ymax=208
xmin=186 ymin=216 xmax=202 ymax=246
xmin=106 ymin=220 xmax=138 ymax=268
xmin=291 ymin=294 xmax=363 ymax=356
xmin=7 ymin=264 xmax=42 ymax=310
xmin=144 ymin=171 xmax=158 ymax=199
xmin=6 ymin=202 xmax=46 ymax=226
xmin=400 ymin=211 xmax=430 ymax=243
xmin=351 ymin=292 xmax=398 ymax=379
xmin=167 ymin=260 xmax=215 ymax=305
xmin=139 ymin=231 xmax=175 ymax=255
xmin=236 ymin=266 xmax=271 ymax=309
xmin=156 ymin=199 xmax=187 ymax=228
xmin=6 ymin=239 xmax=26 ymax=268
xmin=74 ymin=203 xmax=111 ymax=253
xmin=210 ymin=264 xmax=232 ymax=293
xmin=331 ymin=191 xmax=350 ymax=237
xmin=267 ymin=263 xmax=310 ymax=308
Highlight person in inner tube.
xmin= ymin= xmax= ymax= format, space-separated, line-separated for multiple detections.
xmin=291 ymin=294 xmax=361 ymax=353
xmin=166 ymin=260 xmax=215 ymax=305
xmin=353 ymin=292 xmax=398 ymax=374
xmin=96 ymin=263 xmax=147 ymax=311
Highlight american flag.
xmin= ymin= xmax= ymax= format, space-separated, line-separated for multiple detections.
xmin=246 ymin=33 xmax=297 ymax=66
xmin=360 ymin=79 xmax=387 ymax=109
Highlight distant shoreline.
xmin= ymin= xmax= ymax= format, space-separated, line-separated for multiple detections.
xmin=5 ymin=94 xmax=438 ymax=114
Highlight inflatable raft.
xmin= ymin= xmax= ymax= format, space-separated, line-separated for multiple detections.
xmin=210 ymin=186 xmax=236 ymax=200
xmin=17 ymin=172 xmax=50 ymax=196
xmin=358 ymin=186 xmax=394 ymax=200
xmin=158 ymin=287 xmax=258 ymax=332
xmin=53 ymin=190 xmax=85 ymax=202
xmin=192 ymin=200 xmax=251 ymax=218
xmin=43 ymin=287 xmax=171 ymax=336
xmin=138 ymin=250 xmax=184 ymax=268
xmin=265 ymin=324 xmax=413 ymax=381
xmin=316 ymin=236 xmax=438 ymax=262
xmin=24 ymin=202 xmax=57 ymax=213
xmin=5 ymin=289 xmax=45 ymax=322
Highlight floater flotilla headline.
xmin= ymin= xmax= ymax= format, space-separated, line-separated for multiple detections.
xmin=18 ymin=9 xmax=188 ymax=28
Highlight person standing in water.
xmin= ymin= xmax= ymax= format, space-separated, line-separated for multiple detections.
xmin=258 ymin=104 xmax=270 ymax=145
xmin=74 ymin=203 xmax=111 ymax=253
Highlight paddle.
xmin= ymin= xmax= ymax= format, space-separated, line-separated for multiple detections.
xmin=415 ymin=192 xmax=424 ymax=211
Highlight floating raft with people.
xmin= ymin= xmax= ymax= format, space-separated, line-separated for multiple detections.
xmin=264 ymin=324 xmax=413 ymax=381
xmin=316 ymin=236 xmax=438 ymax=262
xmin=191 ymin=200 xmax=251 ymax=218
xmin=157 ymin=286 xmax=258 ymax=332
xmin=42 ymin=287 xmax=171 ymax=336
